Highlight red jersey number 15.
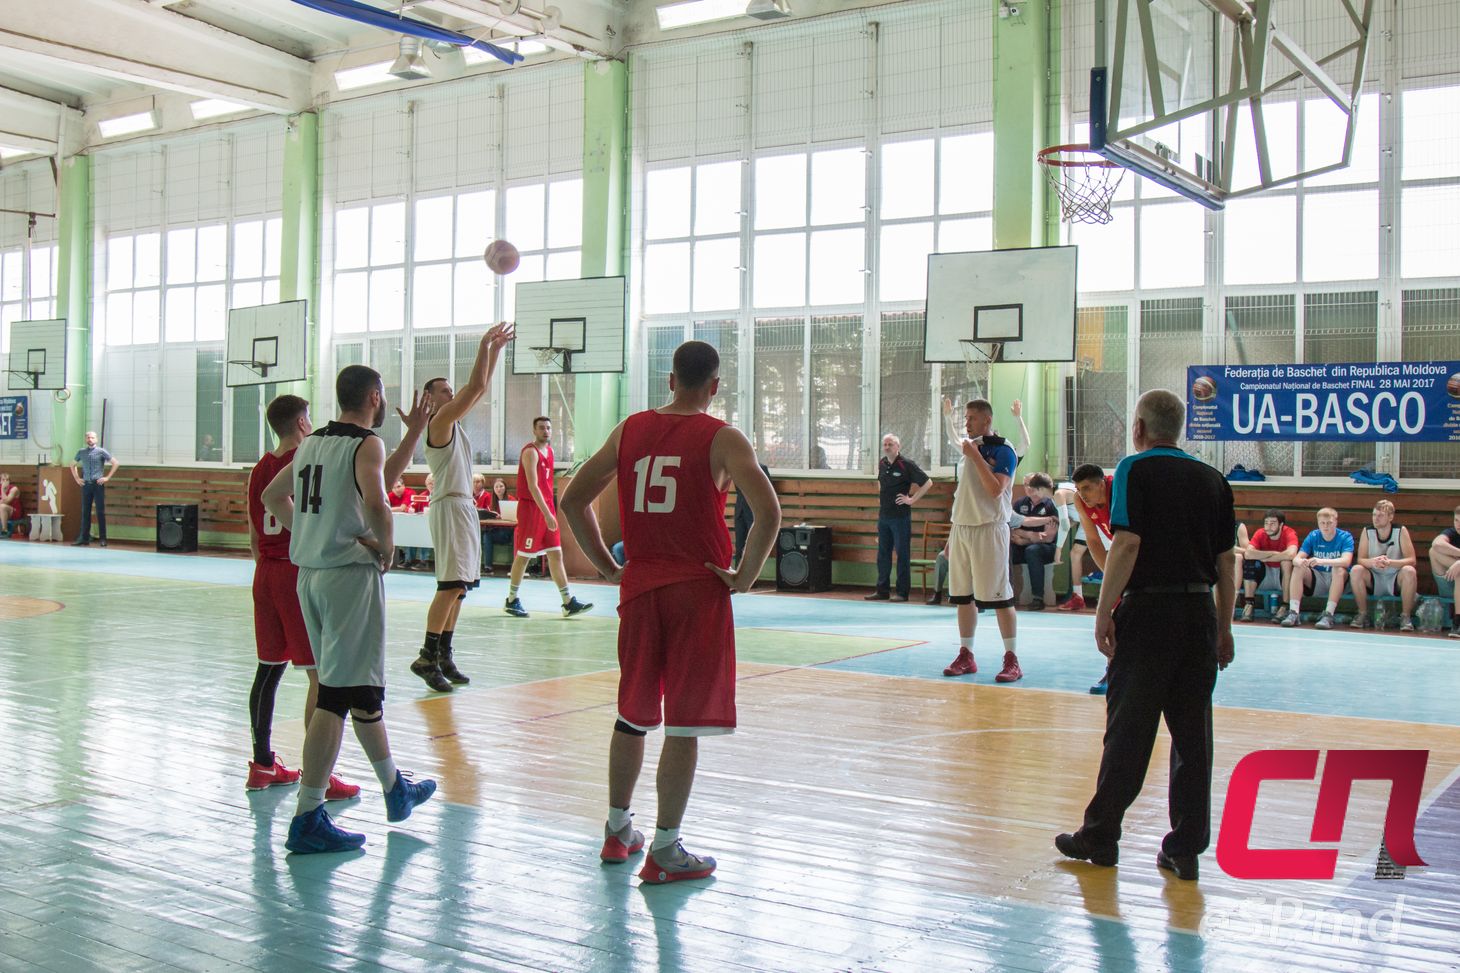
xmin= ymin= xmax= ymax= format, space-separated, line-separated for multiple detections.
xmin=631 ymin=455 xmax=680 ymax=514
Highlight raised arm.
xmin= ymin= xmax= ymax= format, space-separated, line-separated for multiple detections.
xmin=560 ymin=421 xmax=626 ymax=582
xmin=428 ymin=322 xmax=514 ymax=437
xmin=383 ymin=390 xmax=432 ymax=489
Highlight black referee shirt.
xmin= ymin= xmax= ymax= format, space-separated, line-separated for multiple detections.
xmin=1110 ymin=446 xmax=1236 ymax=588
xmin=878 ymin=455 xmax=929 ymax=518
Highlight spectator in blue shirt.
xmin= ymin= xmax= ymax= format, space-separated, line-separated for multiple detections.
xmin=71 ymin=431 xmax=119 ymax=547
xmin=1280 ymin=506 xmax=1354 ymax=630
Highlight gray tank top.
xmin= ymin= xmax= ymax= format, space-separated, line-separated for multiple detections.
xmin=1364 ymin=524 xmax=1402 ymax=564
xmin=425 ymin=420 xmax=474 ymax=502
xmin=289 ymin=421 xmax=377 ymax=569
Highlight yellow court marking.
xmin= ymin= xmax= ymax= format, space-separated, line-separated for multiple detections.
xmin=0 ymin=595 xmax=64 ymax=620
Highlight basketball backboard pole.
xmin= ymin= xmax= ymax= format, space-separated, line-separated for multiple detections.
xmin=1091 ymin=0 xmax=1374 ymax=209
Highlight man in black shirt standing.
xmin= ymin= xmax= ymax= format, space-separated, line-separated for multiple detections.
xmin=1056 ymin=389 xmax=1236 ymax=881
xmin=867 ymin=434 xmax=931 ymax=602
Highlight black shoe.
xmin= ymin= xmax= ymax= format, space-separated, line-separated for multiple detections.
xmin=864 ymin=591 xmax=890 ymax=601
xmin=890 ymin=594 xmax=908 ymax=603
xmin=410 ymin=654 xmax=453 ymax=693
xmin=1157 ymin=850 xmax=1199 ymax=881
xmin=562 ymin=597 xmax=593 ymax=618
xmin=71 ymin=538 xmax=89 ymax=546
xmin=926 ymin=591 xmax=944 ymax=605
xmin=1055 ymin=831 xmax=1118 ymax=867
xmin=98 ymin=540 xmax=108 ymax=548
xmin=1027 ymin=599 xmax=1044 ymax=611
xmin=438 ymin=649 xmax=470 ymax=686
xmin=504 ymin=597 xmax=529 ymax=618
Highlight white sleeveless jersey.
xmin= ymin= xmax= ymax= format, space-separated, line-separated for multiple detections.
xmin=289 ymin=421 xmax=378 ymax=569
xmin=1364 ymin=524 xmax=1403 ymax=563
xmin=425 ymin=420 xmax=474 ymax=502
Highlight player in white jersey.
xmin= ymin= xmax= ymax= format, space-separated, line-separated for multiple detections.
xmin=263 ymin=364 xmax=437 ymax=854
xmin=940 ymin=397 xmax=1024 ymax=683
xmin=410 ymin=321 xmax=515 ymax=692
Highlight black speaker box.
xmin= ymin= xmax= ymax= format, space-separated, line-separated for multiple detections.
xmin=776 ymin=525 xmax=833 ymax=592
xmin=156 ymin=503 xmax=199 ymax=553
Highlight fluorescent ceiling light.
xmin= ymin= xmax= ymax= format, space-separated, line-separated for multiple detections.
xmin=190 ymin=99 xmax=250 ymax=121
xmin=655 ymin=0 xmax=747 ymax=30
xmin=0 ymin=146 xmax=32 ymax=160
xmin=334 ymin=60 xmax=396 ymax=92
xmin=462 ymin=39 xmax=548 ymax=65
xmin=98 ymin=110 xmax=159 ymax=138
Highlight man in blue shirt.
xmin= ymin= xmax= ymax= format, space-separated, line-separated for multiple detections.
xmin=72 ymin=431 xmax=120 ymax=547
xmin=1280 ymin=507 xmax=1354 ymax=630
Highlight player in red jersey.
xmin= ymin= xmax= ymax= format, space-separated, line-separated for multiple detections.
xmin=1067 ymin=463 xmax=1116 ymax=694
xmin=561 ymin=340 xmax=780 ymax=884
xmin=245 ymin=392 xmax=428 ymax=794
xmin=503 ymin=416 xmax=590 ymax=618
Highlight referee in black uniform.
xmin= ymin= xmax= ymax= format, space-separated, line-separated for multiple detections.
xmin=866 ymin=434 xmax=931 ymax=602
xmin=1056 ymin=389 xmax=1236 ymax=881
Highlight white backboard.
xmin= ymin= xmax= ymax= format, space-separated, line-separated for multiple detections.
xmin=511 ymin=277 xmax=626 ymax=375
xmin=7 ymin=318 xmax=67 ymax=391
xmin=227 ymin=300 xmax=307 ymax=387
xmin=925 ymin=247 xmax=1077 ymax=364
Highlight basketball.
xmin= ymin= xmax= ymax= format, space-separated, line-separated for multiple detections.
xmin=1191 ymin=375 xmax=1217 ymax=402
xmin=1448 ymin=373 xmax=1460 ymax=399
xmin=484 ymin=239 xmax=520 ymax=275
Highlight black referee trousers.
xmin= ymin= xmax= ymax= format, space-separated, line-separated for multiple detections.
xmin=1080 ymin=591 xmax=1219 ymax=858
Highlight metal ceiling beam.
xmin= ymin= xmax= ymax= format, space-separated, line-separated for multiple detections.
xmin=0 ymin=85 xmax=84 ymax=155
xmin=0 ymin=0 xmax=313 ymax=113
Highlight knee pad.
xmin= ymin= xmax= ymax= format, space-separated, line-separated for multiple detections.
xmin=614 ymin=719 xmax=647 ymax=737
xmin=457 ymin=591 xmax=467 ymax=602
xmin=351 ymin=709 xmax=383 ymax=725
xmin=948 ymin=594 xmax=974 ymax=605
xmin=315 ymin=684 xmax=353 ymax=718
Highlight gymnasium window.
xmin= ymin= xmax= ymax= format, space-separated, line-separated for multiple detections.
xmin=1 ymin=243 xmax=58 ymax=350
xmin=331 ymin=202 xmax=406 ymax=335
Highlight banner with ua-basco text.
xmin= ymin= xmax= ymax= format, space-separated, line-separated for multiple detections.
xmin=1185 ymin=362 xmax=1460 ymax=442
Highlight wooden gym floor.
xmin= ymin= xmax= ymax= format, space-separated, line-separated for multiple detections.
xmin=1 ymin=542 xmax=1457 ymax=972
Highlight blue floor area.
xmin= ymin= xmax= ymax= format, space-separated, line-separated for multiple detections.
xmin=5 ymin=542 xmax=1459 ymax=726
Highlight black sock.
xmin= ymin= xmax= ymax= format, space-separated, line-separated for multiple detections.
xmin=422 ymin=631 xmax=441 ymax=660
xmin=439 ymin=630 xmax=454 ymax=654
xmin=248 ymin=663 xmax=285 ymax=766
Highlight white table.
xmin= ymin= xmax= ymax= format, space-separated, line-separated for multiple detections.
xmin=392 ymin=512 xmax=433 ymax=549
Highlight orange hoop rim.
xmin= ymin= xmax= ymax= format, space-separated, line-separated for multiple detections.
xmin=1037 ymin=143 xmax=1124 ymax=169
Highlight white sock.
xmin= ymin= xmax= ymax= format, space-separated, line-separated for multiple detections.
xmin=608 ymin=806 xmax=632 ymax=831
xmin=1289 ymin=598 xmax=1301 ymax=612
xmin=559 ymin=585 xmax=572 ymax=605
xmin=1325 ymin=601 xmax=1339 ymax=615
xmin=372 ymin=756 xmax=399 ymax=791
xmin=295 ymin=785 xmax=326 ymax=817
xmin=959 ymin=635 xmax=974 ymax=651
xmin=508 ymin=583 xmax=520 ymax=600
xmin=652 ymin=826 xmax=680 ymax=852
xmin=1003 ymin=637 xmax=1017 ymax=656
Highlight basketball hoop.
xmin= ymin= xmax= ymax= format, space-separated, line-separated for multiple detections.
xmin=530 ymin=346 xmax=572 ymax=373
xmin=1037 ymin=144 xmax=1127 ymax=225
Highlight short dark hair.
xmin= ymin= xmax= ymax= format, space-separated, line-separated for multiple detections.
xmin=423 ymin=377 xmax=449 ymax=394
xmin=533 ymin=415 xmax=551 ymax=428
xmin=672 ymin=340 xmax=720 ymax=390
xmin=265 ymin=394 xmax=309 ymax=438
xmin=966 ymin=399 xmax=993 ymax=416
xmin=336 ymin=364 xmax=382 ymax=411
xmin=1263 ymin=508 xmax=1287 ymax=525
xmin=1071 ymin=462 xmax=1105 ymax=485
xmin=1028 ymin=472 xmax=1054 ymax=491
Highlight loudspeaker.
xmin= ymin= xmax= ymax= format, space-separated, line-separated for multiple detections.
xmin=776 ymin=525 xmax=833 ymax=592
xmin=156 ymin=503 xmax=199 ymax=553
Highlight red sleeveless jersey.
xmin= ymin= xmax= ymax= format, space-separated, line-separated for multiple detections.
xmin=1087 ymin=474 xmax=1115 ymax=540
xmin=516 ymin=442 xmax=555 ymax=514
xmin=248 ymin=448 xmax=296 ymax=560
xmin=617 ymin=409 xmax=732 ymax=605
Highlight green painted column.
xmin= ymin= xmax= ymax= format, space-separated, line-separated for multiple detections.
xmin=280 ymin=111 xmax=321 ymax=405
xmin=52 ymin=154 xmax=91 ymax=464
xmin=990 ymin=0 xmax=1057 ymax=474
xmin=574 ymin=59 xmax=628 ymax=457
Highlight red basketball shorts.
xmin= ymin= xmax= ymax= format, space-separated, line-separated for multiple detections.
xmin=514 ymin=508 xmax=561 ymax=557
xmin=616 ymin=577 xmax=736 ymax=736
xmin=252 ymin=557 xmax=316 ymax=667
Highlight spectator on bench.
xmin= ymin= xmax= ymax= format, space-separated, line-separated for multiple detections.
xmin=1010 ymin=472 xmax=1059 ymax=610
xmin=1280 ymin=507 xmax=1354 ymax=630
xmin=1428 ymin=505 xmax=1460 ymax=639
xmin=1238 ymin=508 xmax=1298 ymax=622
xmin=1350 ymin=499 xmax=1419 ymax=632
xmin=0 ymin=473 xmax=21 ymax=535
xmin=388 ymin=477 xmax=415 ymax=512
xmin=927 ymin=508 xmax=1054 ymax=605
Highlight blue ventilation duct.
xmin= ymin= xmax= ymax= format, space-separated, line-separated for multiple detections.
xmin=291 ymin=0 xmax=524 ymax=65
